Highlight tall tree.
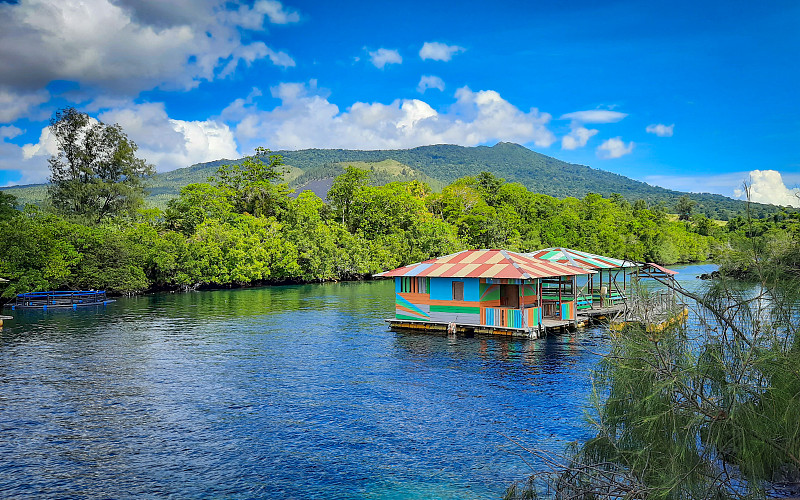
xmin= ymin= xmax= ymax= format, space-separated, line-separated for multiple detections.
xmin=47 ymin=107 xmax=154 ymax=222
xmin=214 ymin=147 xmax=291 ymax=218
xmin=327 ymin=166 xmax=370 ymax=230
xmin=0 ymin=192 xmax=17 ymax=220
xmin=675 ymin=195 xmax=697 ymax=221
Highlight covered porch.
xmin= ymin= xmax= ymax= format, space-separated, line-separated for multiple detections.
xmin=526 ymin=247 xmax=640 ymax=313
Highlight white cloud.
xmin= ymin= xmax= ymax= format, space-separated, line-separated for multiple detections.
xmin=734 ymin=170 xmax=800 ymax=208
xmin=646 ymin=123 xmax=674 ymax=137
xmin=561 ymin=125 xmax=598 ymax=150
xmin=597 ymin=137 xmax=634 ymax=159
xmin=14 ymin=102 xmax=239 ymax=178
xmin=560 ymin=110 xmax=627 ymax=124
xmin=419 ymin=42 xmax=465 ymax=62
xmin=0 ymin=0 xmax=298 ymax=97
xmin=0 ymin=125 xmax=23 ymax=140
xmin=1 ymin=131 xmax=51 ymax=185
xmin=99 ymin=103 xmax=240 ymax=172
xmin=0 ymin=88 xmax=49 ymax=124
xmin=219 ymin=42 xmax=295 ymax=77
xmin=250 ymin=0 xmax=301 ymax=24
xmin=368 ymin=48 xmax=402 ymax=69
xmin=417 ymin=75 xmax=445 ymax=93
xmin=220 ymin=81 xmax=556 ymax=152
xmin=644 ymin=172 xmax=752 ymax=195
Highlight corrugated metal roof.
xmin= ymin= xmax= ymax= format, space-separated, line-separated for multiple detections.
xmin=376 ymin=249 xmax=594 ymax=279
xmin=525 ymin=247 xmax=637 ymax=270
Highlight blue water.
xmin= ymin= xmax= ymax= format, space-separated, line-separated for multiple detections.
xmin=0 ymin=264 xmax=714 ymax=498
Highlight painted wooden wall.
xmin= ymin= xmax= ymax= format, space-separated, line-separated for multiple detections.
xmin=395 ymin=276 xmax=545 ymax=329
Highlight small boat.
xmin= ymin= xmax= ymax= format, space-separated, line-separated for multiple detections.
xmin=9 ymin=290 xmax=115 ymax=310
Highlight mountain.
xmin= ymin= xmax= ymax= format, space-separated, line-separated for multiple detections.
xmin=1 ymin=142 xmax=780 ymax=220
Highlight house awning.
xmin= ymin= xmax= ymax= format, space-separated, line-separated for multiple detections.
xmin=639 ymin=262 xmax=678 ymax=277
xmin=526 ymin=247 xmax=639 ymax=270
xmin=376 ymin=249 xmax=594 ymax=280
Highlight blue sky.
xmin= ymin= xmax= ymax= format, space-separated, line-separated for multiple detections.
xmin=1 ymin=0 xmax=799 ymax=205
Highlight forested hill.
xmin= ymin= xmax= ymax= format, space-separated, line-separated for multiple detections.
xmin=182 ymin=142 xmax=777 ymax=219
xmin=2 ymin=142 xmax=779 ymax=219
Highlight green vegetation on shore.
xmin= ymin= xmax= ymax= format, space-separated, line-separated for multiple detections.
xmin=0 ymin=108 xmax=790 ymax=299
xmin=506 ymin=207 xmax=800 ymax=499
xmin=0 ymin=157 xmax=722 ymax=298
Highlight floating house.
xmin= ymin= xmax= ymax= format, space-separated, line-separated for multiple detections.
xmin=525 ymin=247 xmax=639 ymax=311
xmin=377 ymin=249 xmax=594 ymax=337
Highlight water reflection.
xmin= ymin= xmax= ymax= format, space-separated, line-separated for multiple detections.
xmin=0 ymin=271 xmax=712 ymax=498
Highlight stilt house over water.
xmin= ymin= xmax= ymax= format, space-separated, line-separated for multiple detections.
xmin=377 ymin=249 xmax=594 ymax=337
xmin=524 ymin=247 xmax=639 ymax=312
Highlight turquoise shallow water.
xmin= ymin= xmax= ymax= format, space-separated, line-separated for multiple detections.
xmin=0 ymin=264 xmax=714 ymax=498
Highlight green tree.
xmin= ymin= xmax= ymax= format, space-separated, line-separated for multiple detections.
xmin=475 ymin=171 xmax=505 ymax=206
xmin=214 ymin=147 xmax=291 ymax=218
xmin=165 ymin=182 xmax=234 ymax=235
xmin=327 ymin=166 xmax=370 ymax=230
xmin=676 ymin=194 xmax=697 ymax=221
xmin=47 ymin=107 xmax=154 ymax=222
xmin=0 ymin=192 xmax=18 ymax=220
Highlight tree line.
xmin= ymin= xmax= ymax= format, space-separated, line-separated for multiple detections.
xmin=1 ymin=107 xmax=783 ymax=299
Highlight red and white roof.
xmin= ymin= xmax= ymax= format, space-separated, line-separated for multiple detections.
xmin=376 ymin=249 xmax=594 ymax=280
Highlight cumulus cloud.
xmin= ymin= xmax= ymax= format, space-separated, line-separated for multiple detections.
xmin=0 ymin=0 xmax=298 ymax=96
xmin=0 ymin=125 xmax=23 ymax=140
xmin=0 ymin=88 xmax=49 ymax=124
xmin=221 ymin=81 xmax=556 ymax=152
xmin=0 ymin=132 xmax=50 ymax=185
xmin=597 ymin=137 xmax=634 ymax=159
xmin=561 ymin=125 xmax=598 ymax=150
xmin=15 ymin=102 xmax=239 ymax=178
xmin=417 ymin=75 xmax=445 ymax=93
xmin=368 ymin=48 xmax=402 ymax=69
xmin=734 ymin=170 xmax=800 ymax=208
xmin=646 ymin=123 xmax=674 ymax=137
xmin=419 ymin=42 xmax=465 ymax=61
xmin=560 ymin=110 xmax=627 ymax=124
xmin=246 ymin=0 xmax=300 ymax=25
xmin=98 ymin=103 xmax=240 ymax=172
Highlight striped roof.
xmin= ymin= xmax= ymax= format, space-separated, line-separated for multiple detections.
xmin=641 ymin=262 xmax=678 ymax=276
xmin=376 ymin=249 xmax=593 ymax=279
xmin=525 ymin=247 xmax=637 ymax=270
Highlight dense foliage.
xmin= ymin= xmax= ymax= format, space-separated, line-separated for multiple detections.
xmin=47 ymin=107 xmax=154 ymax=222
xmin=3 ymin=142 xmax=781 ymax=219
xmin=506 ymin=207 xmax=800 ymax=499
xmin=0 ymin=160 xmax=720 ymax=298
xmin=718 ymin=208 xmax=800 ymax=279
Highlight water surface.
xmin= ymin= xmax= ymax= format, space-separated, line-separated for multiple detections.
xmin=0 ymin=264 xmax=713 ymax=498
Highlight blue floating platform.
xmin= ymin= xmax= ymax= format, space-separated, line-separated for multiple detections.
xmin=10 ymin=291 xmax=115 ymax=310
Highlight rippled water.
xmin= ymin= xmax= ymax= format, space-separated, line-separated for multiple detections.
xmin=0 ymin=265 xmax=714 ymax=498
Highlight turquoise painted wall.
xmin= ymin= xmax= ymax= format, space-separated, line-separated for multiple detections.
xmin=429 ymin=278 xmax=479 ymax=301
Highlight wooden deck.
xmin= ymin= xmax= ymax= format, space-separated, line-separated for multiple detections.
xmin=577 ymin=304 xmax=625 ymax=322
xmin=386 ymin=318 xmax=546 ymax=338
xmin=386 ymin=316 xmax=586 ymax=338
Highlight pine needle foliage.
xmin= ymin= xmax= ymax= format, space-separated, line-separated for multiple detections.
xmin=507 ymin=198 xmax=800 ymax=499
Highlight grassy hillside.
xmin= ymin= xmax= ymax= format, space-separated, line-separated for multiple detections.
xmin=1 ymin=142 xmax=781 ymax=219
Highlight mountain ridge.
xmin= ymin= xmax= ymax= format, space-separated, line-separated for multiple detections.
xmin=1 ymin=142 xmax=780 ymax=219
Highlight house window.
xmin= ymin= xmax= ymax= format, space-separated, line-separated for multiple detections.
xmin=500 ymin=285 xmax=520 ymax=308
xmin=452 ymin=281 xmax=464 ymax=301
